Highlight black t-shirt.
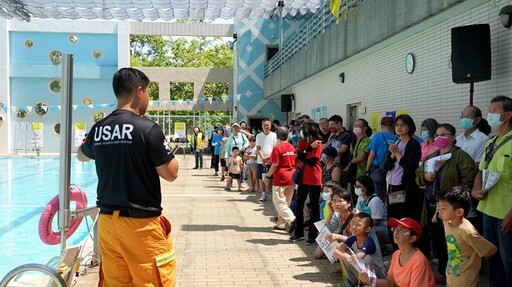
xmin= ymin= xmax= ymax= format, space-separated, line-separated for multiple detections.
xmin=81 ymin=109 xmax=175 ymax=212
xmin=328 ymin=131 xmax=352 ymax=169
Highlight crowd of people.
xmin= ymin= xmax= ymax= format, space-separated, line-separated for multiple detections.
xmin=197 ymin=95 xmax=511 ymax=287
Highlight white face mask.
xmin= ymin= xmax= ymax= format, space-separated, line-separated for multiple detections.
xmin=354 ymin=188 xmax=364 ymax=197
xmin=321 ymin=192 xmax=331 ymax=201
xmin=487 ymin=112 xmax=504 ymax=129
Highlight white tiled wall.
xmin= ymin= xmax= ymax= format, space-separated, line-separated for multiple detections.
xmin=294 ymin=0 xmax=512 ymax=133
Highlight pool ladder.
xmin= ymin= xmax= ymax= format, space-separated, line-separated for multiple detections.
xmin=0 ymin=263 xmax=66 ymax=287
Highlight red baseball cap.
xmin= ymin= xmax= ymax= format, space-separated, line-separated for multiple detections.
xmin=380 ymin=116 xmax=394 ymax=126
xmin=388 ymin=217 xmax=422 ymax=240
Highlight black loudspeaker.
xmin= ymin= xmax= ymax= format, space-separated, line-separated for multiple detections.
xmin=451 ymin=24 xmax=491 ymax=84
xmin=281 ymin=94 xmax=293 ymax=112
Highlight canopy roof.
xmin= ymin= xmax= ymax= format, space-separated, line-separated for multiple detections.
xmin=0 ymin=0 xmax=323 ymax=22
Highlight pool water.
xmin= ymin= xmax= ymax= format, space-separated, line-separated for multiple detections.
xmin=0 ymin=157 xmax=98 ymax=278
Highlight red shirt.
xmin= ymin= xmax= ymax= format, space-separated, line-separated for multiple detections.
xmin=270 ymin=141 xmax=296 ymax=186
xmin=296 ymin=139 xmax=322 ymax=186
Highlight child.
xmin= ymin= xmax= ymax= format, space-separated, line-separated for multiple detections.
xmin=244 ymin=138 xmax=258 ymax=193
xmin=314 ymin=184 xmax=354 ymax=259
xmin=437 ymin=186 xmax=497 ymax=287
xmin=219 ymin=132 xmax=228 ymax=181
xmin=225 ymin=146 xmax=243 ymax=191
xmin=335 ymin=212 xmax=386 ymax=286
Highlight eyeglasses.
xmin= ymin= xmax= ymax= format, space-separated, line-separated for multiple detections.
xmin=460 ymin=113 xmax=474 ymax=119
xmin=391 ymin=226 xmax=410 ymax=234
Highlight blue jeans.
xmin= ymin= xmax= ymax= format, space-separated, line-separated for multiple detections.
xmin=369 ymin=168 xmax=386 ymax=199
xmin=483 ymin=214 xmax=512 ymax=287
xmin=194 ymin=150 xmax=203 ymax=168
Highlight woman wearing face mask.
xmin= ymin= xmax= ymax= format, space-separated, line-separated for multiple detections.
xmin=419 ymin=118 xmax=439 ymax=164
xmin=355 ymin=175 xmax=390 ymax=254
xmin=416 ymin=123 xmax=478 ymax=284
xmin=345 ymin=119 xmax=372 ymax=187
xmin=290 ymin=120 xmax=323 ymax=245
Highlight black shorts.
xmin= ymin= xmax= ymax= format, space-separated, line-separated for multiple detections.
xmin=229 ymin=173 xmax=241 ymax=179
xmin=220 ymin=159 xmax=227 ymax=167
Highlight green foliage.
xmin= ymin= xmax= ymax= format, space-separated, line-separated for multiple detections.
xmin=130 ymin=33 xmax=233 ymax=134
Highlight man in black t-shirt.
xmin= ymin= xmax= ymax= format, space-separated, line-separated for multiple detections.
xmin=78 ymin=68 xmax=179 ymax=286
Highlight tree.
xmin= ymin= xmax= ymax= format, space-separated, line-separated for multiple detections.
xmin=130 ymin=34 xmax=233 ymax=134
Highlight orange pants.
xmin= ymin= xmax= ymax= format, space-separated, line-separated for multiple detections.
xmin=98 ymin=212 xmax=176 ymax=287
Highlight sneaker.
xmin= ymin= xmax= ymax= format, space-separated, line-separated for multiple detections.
xmin=273 ymin=225 xmax=286 ymax=230
xmin=199 ymin=167 xmax=202 ymax=170
xmin=306 ymin=238 xmax=317 ymax=246
xmin=224 ymin=187 xmax=231 ymax=191
xmin=434 ymin=274 xmax=446 ymax=284
xmin=288 ymin=235 xmax=304 ymax=242
xmin=258 ymin=193 xmax=267 ymax=202
xmin=213 ymin=172 xmax=218 ymax=176
xmin=220 ymin=176 xmax=225 ymax=181
xmin=193 ymin=167 xmax=198 ymax=169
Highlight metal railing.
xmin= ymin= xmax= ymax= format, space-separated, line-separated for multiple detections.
xmin=0 ymin=264 xmax=66 ymax=287
xmin=264 ymin=0 xmax=365 ymax=78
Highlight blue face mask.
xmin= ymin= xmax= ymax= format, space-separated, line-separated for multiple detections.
xmin=487 ymin=112 xmax=503 ymax=129
xmin=459 ymin=118 xmax=474 ymax=131
xmin=420 ymin=130 xmax=430 ymax=141
xmin=321 ymin=153 xmax=327 ymax=163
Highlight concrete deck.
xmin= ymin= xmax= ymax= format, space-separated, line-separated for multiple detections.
xmin=74 ymin=154 xmax=340 ymax=286
xmin=72 ymin=153 xmax=490 ymax=287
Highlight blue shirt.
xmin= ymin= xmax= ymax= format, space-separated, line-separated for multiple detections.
xmin=368 ymin=131 xmax=398 ymax=166
xmin=212 ymin=134 xmax=223 ymax=155
xmin=344 ymin=235 xmax=377 ymax=255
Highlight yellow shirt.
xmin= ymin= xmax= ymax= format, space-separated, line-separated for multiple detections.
xmin=478 ymin=130 xmax=512 ymax=219
xmin=444 ymin=219 xmax=495 ymax=287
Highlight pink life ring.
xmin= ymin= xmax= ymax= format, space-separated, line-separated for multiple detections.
xmin=38 ymin=187 xmax=88 ymax=245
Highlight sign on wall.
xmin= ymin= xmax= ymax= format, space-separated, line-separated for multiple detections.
xmin=174 ymin=122 xmax=186 ymax=139
xmin=74 ymin=122 xmax=87 ymax=147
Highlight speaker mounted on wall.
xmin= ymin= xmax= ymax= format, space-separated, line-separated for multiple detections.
xmin=451 ymin=24 xmax=491 ymax=84
xmin=281 ymin=94 xmax=293 ymax=112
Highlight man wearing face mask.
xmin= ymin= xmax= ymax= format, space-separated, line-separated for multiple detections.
xmin=456 ymin=105 xmax=490 ymax=167
xmin=472 ymin=95 xmax=512 ymax=287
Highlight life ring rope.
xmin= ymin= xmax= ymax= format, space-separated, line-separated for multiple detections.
xmin=38 ymin=186 xmax=88 ymax=245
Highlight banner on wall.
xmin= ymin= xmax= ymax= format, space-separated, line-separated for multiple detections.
xmin=396 ymin=110 xmax=409 ymax=116
xmin=74 ymin=122 xmax=87 ymax=147
xmin=31 ymin=122 xmax=43 ymax=149
xmin=385 ymin=111 xmax=396 ymax=119
xmin=369 ymin=112 xmax=380 ymax=134
xmin=174 ymin=122 xmax=186 ymax=139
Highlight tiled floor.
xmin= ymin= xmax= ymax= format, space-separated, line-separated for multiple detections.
xmin=74 ymin=154 xmax=340 ymax=286
xmin=73 ymin=154 xmax=490 ymax=287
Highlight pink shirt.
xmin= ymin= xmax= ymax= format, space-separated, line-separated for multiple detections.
xmin=388 ymin=248 xmax=435 ymax=287
xmin=420 ymin=141 xmax=439 ymax=163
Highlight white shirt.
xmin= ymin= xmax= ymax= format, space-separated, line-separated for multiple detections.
xmin=456 ymin=129 xmax=489 ymax=163
xmin=255 ymin=131 xmax=277 ymax=164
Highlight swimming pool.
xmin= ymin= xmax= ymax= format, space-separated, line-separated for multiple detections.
xmin=0 ymin=157 xmax=98 ymax=278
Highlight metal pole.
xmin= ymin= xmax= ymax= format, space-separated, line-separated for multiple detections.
xmin=469 ymin=82 xmax=474 ymax=106
xmin=278 ymin=1 xmax=284 ymax=49
xmin=59 ymin=54 xmax=73 ymax=253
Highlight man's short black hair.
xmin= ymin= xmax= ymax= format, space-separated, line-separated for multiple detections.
xmin=328 ymin=115 xmax=343 ymax=125
xmin=355 ymin=212 xmax=373 ymax=229
xmin=112 ymin=68 xmax=150 ymax=99
xmin=491 ymin=95 xmax=512 ymax=112
xmin=438 ymin=186 xmax=471 ymax=217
